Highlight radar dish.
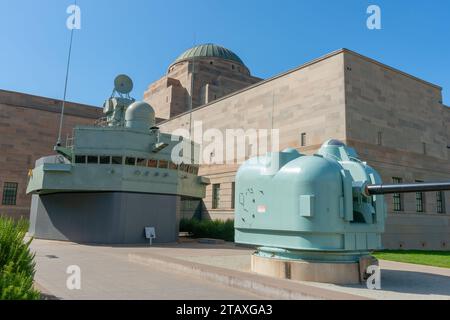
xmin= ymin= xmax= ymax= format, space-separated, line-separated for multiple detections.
xmin=114 ymin=74 xmax=133 ymax=95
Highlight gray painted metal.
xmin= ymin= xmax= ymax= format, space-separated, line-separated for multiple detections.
xmin=29 ymin=193 xmax=180 ymax=244
xmin=367 ymin=182 xmax=450 ymax=195
xmin=26 ymin=76 xmax=207 ymax=244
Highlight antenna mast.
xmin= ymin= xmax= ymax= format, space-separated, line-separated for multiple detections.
xmin=57 ymin=0 xmax=77 ymax=146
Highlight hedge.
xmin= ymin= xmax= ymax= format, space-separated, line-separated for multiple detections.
xmin=0 ymin=217 xmax=40 ymax=300
xmin=180 ymin=218 xmax=234 ymax=242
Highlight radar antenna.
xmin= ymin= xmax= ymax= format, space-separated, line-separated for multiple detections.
xmin=111 ymin=74 xmax=134 ymax=99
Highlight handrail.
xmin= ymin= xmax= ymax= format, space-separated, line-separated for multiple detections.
xmin=94 ymin=117 xmax=108 ymax=127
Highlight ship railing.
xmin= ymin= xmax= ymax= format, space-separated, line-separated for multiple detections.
xmin=94 ymin=117 xmax=109 ymax=127
xmin=60 ymin=132 xmax=74 ymax=149
xmin=53 ymin=155 xmax=70 ymax=164
xmin=65 ymin=136 xmax=74 ymax=148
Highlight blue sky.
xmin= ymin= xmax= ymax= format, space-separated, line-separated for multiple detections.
xmin=0 ymin=0 xmax=449 ymax=106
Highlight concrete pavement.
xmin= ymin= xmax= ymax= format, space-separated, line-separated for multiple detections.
xmin=126 ymin=240 xmax=450 ymax=300
xmin=30 ymin=239 xmax=263 ymax=300
xmin=30 ymin=238 xmax=450 ymax=300
xmin=307 ymin=260 xmax=450 ymax=300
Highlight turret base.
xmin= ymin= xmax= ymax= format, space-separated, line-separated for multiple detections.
xmin=29 ymin=192 xmax=181 ymax=244
xmin=251 ymin=254 xmax=378 ymax=285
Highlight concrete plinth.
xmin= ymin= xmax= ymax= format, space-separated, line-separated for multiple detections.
xmin=251 ymin=254 xmax=362 ymax=285
xmin=29 ymin=192 xmax=180 ymax=244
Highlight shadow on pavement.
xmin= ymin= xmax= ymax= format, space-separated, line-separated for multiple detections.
xmin=378 ymin=269 xmax=450 ymax=296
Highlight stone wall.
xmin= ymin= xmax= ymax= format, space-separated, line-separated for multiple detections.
xmin=144 ymin=64 xmax=190 ymax=119
xmin=0 ymin=90 xmax=102 ymax=219
xmin=343 ymin=51 xmax=450 ymax=250
xmin=159 ymin=49 xmax=450 ymax=250
xmin=4 ymin=48 xmax=448 ymax=250
xmin=159 ymin=50 xmax=347 ymax=220
xmin=144 ymin=57 xmax=260 ymax=120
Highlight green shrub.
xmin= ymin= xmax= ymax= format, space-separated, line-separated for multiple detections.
xmin=0 ymin=216 xmax=40 ymax=300
xmin=180 ymin=218 xmax=235 ymax=242
xmin=179 ymin=218 xmax=195 ymax=234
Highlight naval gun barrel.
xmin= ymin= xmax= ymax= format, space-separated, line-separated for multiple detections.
xmin=366 ymin=181 xmax=450 ymax=195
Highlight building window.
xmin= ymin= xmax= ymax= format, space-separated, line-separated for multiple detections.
xmin=158 ymin=160 xmax=168 ymax=169
xmin=437 ymin=191 xmax=446 ymax=214
xmin=377 ymin=131 xmax=383 ymax=146
xmin=75 ymin=155 xmax=86 ymax=164
xmin=99 ymin=156 xmax=110 ymax=164
xmin=300 ymin=133 xmax=307 ymax=147
xmin=2 ymin=182 xmax=18 ymax=206
xmin=125 ymin=157 xmax=136 ymax=166
xmin=112 ymin=156 xmax=123 ymax=165
xmin=169 ymin=162 xmax=178 ymax=170
xmin=415 ymin=180 xmax=425 ymax=213
xmin=148 ymin=159 xmax=158 ymax=168
xmin=87 ymin=156 xmax=98 ymax=164
xmin=212 ymin=184 xmax=221 ymax=209
xmin=231 ymin=182 xmax=236 ymax=209
xmin=136 ymin=158 xmax=147 ymax=167
xmin=392 ymin=177 xmax=403 ymax=212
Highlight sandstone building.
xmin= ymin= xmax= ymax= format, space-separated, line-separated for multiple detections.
xmin=152 ymin=45 xmax=450 ymax=250
xmin=0 ymin=90 xmax=102 ymax=219
xmin=144 ymin=44 xmax=261 ymax=120
xmin=1 ymin=43 xmax=449 ymax=250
